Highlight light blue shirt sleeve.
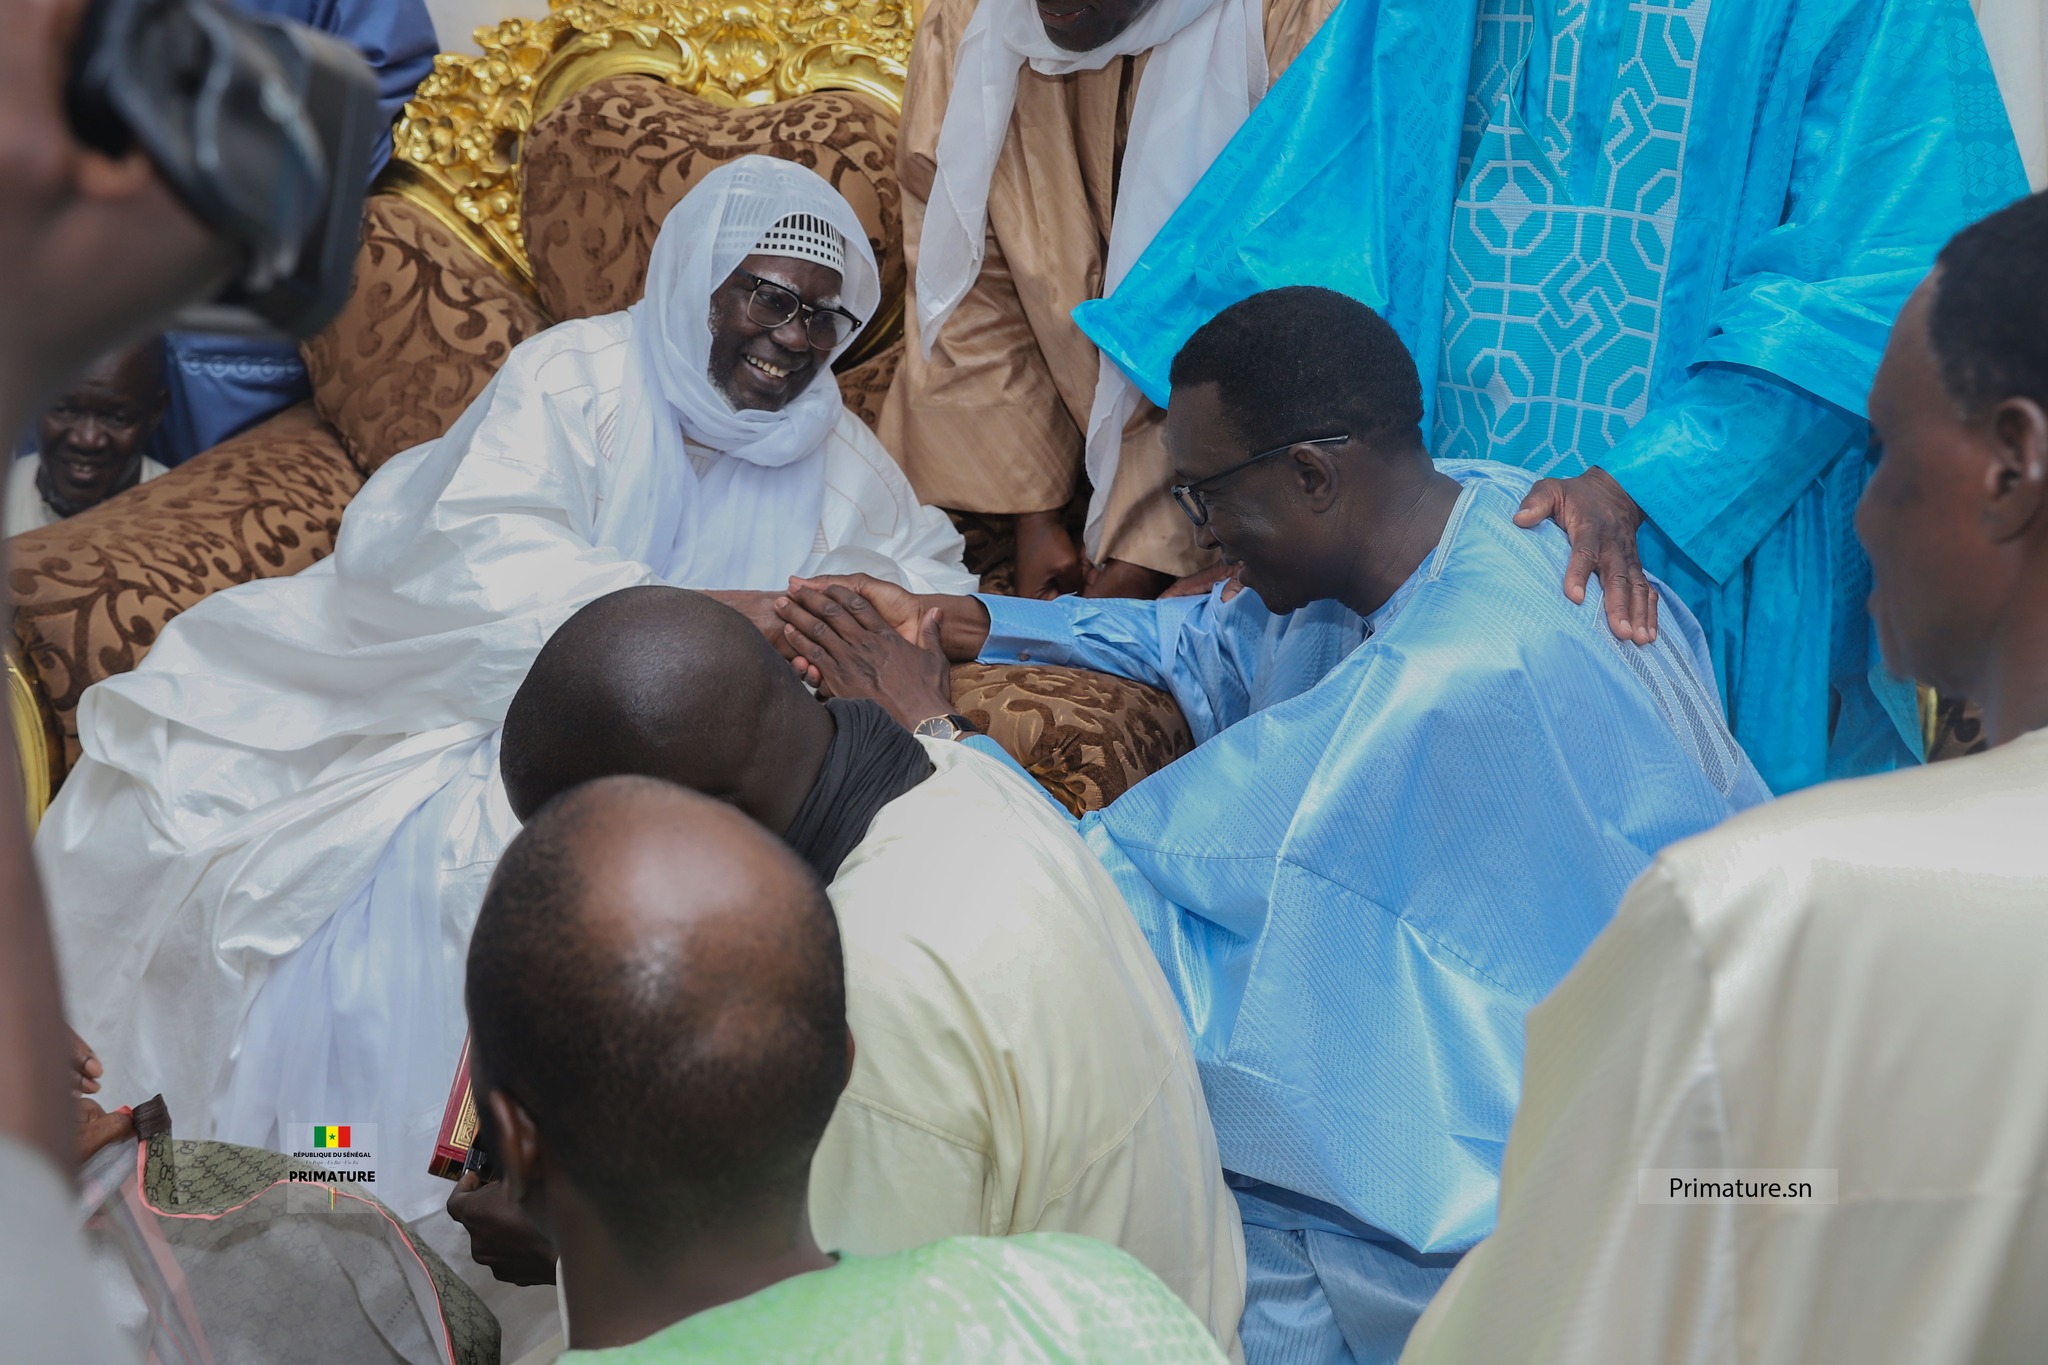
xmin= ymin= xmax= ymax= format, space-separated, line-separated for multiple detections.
xmin=976 ymin=588 xmax=1378 ymax=744
xmin=977 ymin=593 xmax=1186 ymax=687
xmin=1600 ymin=0 xmax=2027 ymax=585
xmin=977 ymin=592 xmax=1272 ymax=743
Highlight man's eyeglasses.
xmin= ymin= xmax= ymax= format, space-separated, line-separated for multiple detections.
xmin=1170 ymin=434 xmax=1351 ymax=527
xmin=735 ymin=269 xmax=865 ymax=350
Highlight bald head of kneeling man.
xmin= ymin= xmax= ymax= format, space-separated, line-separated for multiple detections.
xmin=451 ymin=585 xmax=1247 ymax=1356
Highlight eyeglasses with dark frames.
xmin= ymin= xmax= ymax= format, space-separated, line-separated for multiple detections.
xmin=1170 ymin=433 xmax=1352 ymax=527
xmin=734 ymin=269 xmax=865 ymax=351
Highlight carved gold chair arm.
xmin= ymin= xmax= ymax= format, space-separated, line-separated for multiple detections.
xmin=382 ymin=0 xmax=917 ymax=296
xmin=7 ymin=650 xmax=54 ymax=836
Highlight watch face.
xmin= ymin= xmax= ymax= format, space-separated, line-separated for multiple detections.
xmin=913 ymin=715 xmax=958 ymax=740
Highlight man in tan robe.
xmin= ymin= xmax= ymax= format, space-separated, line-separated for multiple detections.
xmin=882 ymin=0 xmax=1336 ymax=599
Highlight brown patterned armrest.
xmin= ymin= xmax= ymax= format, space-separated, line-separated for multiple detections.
xmin=520 ymin=77 xmax=903 ymax=331
xmin=949 ymin=663 xmax=1194 ymax=816
xmin=9 ymin=403 xmax=363 ymax=778
xmin=837 ymin=337 xmax=902 ymax=433
xmin=304 ymin=194 xmax=552 ymax=476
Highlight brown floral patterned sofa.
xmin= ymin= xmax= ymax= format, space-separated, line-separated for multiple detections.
xmin=5 ymin=0 xmax=1189 ymax=825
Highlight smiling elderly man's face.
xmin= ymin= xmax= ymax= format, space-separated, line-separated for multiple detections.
xmin=706 ymin=253 xmax=844 ymax=413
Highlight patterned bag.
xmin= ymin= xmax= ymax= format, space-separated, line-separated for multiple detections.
xmin=78 ymin=1098 xmax=500 ymax=1365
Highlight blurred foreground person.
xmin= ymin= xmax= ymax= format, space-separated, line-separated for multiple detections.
xmin=454 ymin=586 xmax=1244 ymax=1353
xmin=6 ymin=338 xmax=168 ymax=536
xmin=155 ymin=0 xmax=438 ymax=464
xmin=37 ymin=157 xmax=971 ymax=1223
xmin=466 ymin=773 xmax=1229 ymax=1362
xmin=0 ymin=0 xmax=239 ymax=1356
xmin=1402 ymin=190 xmax=2048 ymax=1365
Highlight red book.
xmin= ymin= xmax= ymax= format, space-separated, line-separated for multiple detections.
xmin=430 ymin=1033 xmax=478 ymax=1181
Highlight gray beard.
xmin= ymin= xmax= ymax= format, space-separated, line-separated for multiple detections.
xmin=707 ymin=306 xmax=746 ymax=407
xmin=710 ymin=364 xmax=745 ymax=408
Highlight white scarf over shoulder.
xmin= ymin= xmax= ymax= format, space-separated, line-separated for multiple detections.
xmin=917 ymin=0 xmax=1267 ymax=556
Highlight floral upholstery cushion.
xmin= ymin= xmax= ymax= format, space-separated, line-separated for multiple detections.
xmin=9 ymin=403 xmax=362 ymax=777
xmin=303 ymin=194 xmax=552 ymax=476
xmin=520 ymin=77 xmax=903 ymax=329
xmin=837 ymin=336 xmax=901 ymax=433
xmin=950 ymin=663 xmax=1193 ymax=815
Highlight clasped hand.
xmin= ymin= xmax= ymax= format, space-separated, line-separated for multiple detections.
xmin=773 ymin=576 xmax=956 ymax=730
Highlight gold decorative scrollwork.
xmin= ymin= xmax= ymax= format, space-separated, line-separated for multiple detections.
xmin=382 ymin=0 xmax=915 ymax=293
xmin=7 ymin=650 xmax=53 ymax=834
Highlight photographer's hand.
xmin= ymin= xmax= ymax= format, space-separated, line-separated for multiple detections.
xmin=0 ymin=0 xmax=239 ymax=1173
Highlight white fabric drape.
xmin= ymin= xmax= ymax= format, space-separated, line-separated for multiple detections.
xmin=915 ymin=0 xmax=1267 ymax=558
xmin=607 ymin=155 xmax=882 ymax=588
xmin=38 ymin=160 xmax=968 ymax=1182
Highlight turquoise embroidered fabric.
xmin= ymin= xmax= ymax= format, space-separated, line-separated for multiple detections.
xmin=1075 ymin=0 xmax=2028 ymax=794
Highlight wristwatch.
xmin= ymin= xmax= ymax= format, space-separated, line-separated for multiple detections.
xmin=912 ymin=712 xmax=982 ymax=742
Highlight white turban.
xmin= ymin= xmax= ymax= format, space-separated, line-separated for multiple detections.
xmin=602 ymin=155 xmax=882 ymax=590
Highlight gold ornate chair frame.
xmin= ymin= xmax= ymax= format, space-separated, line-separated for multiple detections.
xmin=6 ymin=0 xmax=920 ymax=830
xmin=381 ymin=0 xmax=917 ymax=368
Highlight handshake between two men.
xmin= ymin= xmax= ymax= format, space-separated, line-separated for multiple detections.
xmin=769 ymin=575 xmax=995 ymax=735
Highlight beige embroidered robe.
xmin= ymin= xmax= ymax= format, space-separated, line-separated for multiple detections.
xmin=881 ymin=0 xmax=1339 ymax=577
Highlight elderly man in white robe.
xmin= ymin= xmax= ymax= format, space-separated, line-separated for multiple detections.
xmin=36 ymin=156 xmax=973 ymax=1222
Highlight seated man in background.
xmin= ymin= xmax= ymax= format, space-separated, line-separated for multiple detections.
xmin=450 ymin=585 xmax=1245 ymax=1353
xmin=6 ymin=338 xmax=168 ymax=536
xmin=39 ymin=157 xmax=973 ymax=1228
xmin=467 ymin=772 xmax=1230 ymax=1363
xmin=778 ymin=287 xmax=1771 ymax=1363
xmin=1399 ymin=190 xmax=2048 ymax=1365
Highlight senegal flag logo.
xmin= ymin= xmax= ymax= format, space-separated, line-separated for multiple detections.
xmin=312 ymin=1125 xmax=352 ymax=1149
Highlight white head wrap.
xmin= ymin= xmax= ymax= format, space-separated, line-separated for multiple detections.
xmin=916 ymin=0 xmax=1267 ymax=557
xmin=602 ymin=156 xmax=881 ymax=590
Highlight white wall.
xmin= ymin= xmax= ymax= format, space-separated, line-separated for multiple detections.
xmin=1977 ymin=0 xmax=2047 ymax=191
xmin=424 ymin=0 xmax=547 ymax=54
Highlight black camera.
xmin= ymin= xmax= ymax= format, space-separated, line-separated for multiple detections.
xmin=64 ymin=0 xmax=383 ymax=339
